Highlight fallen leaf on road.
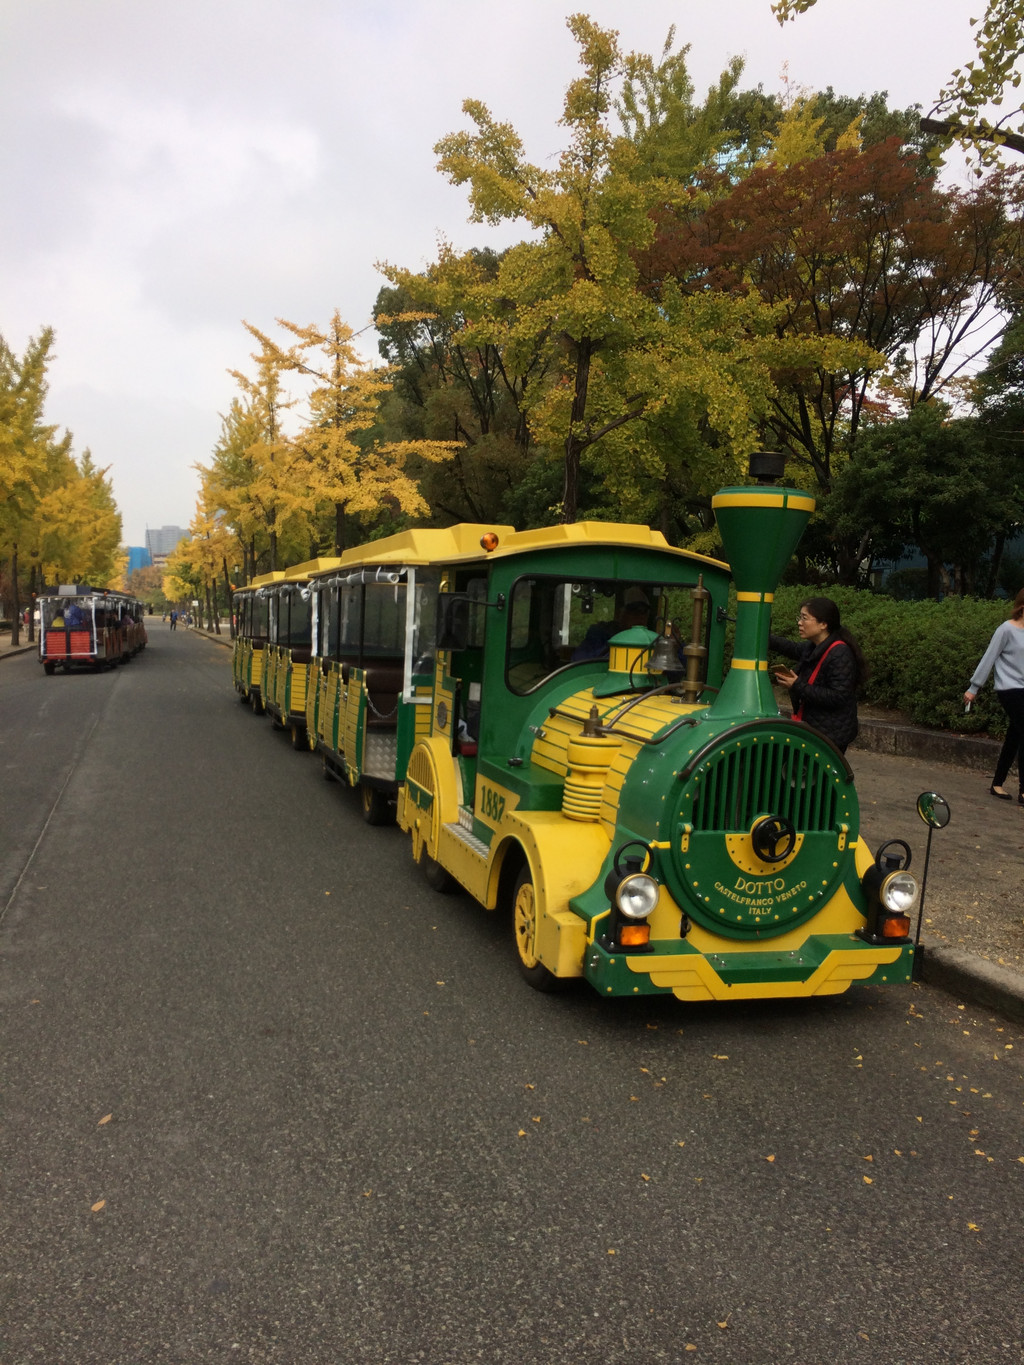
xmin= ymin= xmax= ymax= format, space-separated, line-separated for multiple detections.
xmin=98 ymin=1114 xmax=112 ymax=1126
xmin=91 ymin=1200 xmax=105 ymax=1212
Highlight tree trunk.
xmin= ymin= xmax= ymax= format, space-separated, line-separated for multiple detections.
xmin=561 ymin=340 xmax=594 ymax=523
xmin=27 ymin=563 xmax=36 ymax=644
xmin=334 ymin=503 xmax=345 ymax=556
xmin=222 ymin=557 xmax=234 ymax=637
xmin=10 ymin=546 xmax=20 ymax=647
xmin=985 ymin=533 xmax=1005 ymax=599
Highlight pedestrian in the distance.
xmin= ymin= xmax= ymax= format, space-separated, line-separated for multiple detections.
xmin=770 ymin=596 xmax=867 ymax=753
xmin=964 ymin=587 xmax=1024 ymax=804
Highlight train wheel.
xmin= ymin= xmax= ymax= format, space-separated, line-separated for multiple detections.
xmin=512 ymin=866 xmax=563 ymax=992
xmin=360 ymin=782 xmax=393 ymax=827
xmin=321 ymin=754 xmax=336 ymax=782
xmin=423 ymin=854 xmax=455 ymax=893
xmin=290 ymin=723 xmax=306 ymax=751
xmin=43 ymin=661 xmax=56 ymax=675
xmin=250 ymin=692 xmax=264 ymax=715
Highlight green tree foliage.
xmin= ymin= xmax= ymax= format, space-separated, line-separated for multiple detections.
xmin=773 ymin=0 xmax=1024 ymax=163
xmin=375 ymin=246 xmax=544 ymax=525
xmin=427 ymin=15 xmax=871 ymax=528
xmin=828 ymin=403 xmax=1022 ymax=596
xmin=641 ymin=133 xmax=1023 ymax=494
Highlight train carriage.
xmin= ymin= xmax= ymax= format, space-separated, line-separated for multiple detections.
xmin=258 ymin=559 xmax=341 ymax=747
xmin=232 ymin=571 xmax=284 ymax=711
xmin=38 ymin=586 xmax=148 ymax=673
xmin=304 ymin=526 xmax=509 ymax=824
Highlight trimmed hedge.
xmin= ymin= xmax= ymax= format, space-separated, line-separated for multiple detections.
xmin=767 ymin=586 xmax=1013 ymax=737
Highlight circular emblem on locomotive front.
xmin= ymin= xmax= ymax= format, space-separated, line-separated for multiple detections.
xmin=665 ymin=727 xmax=858 ymax=939
xmin=750 ymin=814 xmax=797 ymax=864
xmin=436 ymin=700 xmax=449 ymax=731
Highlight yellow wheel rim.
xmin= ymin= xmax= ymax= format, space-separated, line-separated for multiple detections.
xmin=514 ymin=880 xmax=540 ymax=970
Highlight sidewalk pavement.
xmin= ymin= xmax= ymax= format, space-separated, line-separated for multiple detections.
xmin=6 ymin=623 xmax=1024 ymax=1024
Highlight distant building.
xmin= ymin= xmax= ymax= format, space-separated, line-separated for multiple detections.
xmin=145 ymin=525 xmax=186 ymax=567
xmin=126 ymin=546 xmax=152 ymax=576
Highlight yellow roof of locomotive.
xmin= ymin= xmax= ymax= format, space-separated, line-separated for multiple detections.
xmin=302 ymin=521 xmax=727 ymax=577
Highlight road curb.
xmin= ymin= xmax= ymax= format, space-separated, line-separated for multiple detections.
xmin=853 ymin=717 xmax=1001 ymax=776
xmin=918 ymin=945 xmax=1024 ymax=1024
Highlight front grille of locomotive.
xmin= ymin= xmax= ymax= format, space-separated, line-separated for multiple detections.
xmin=690 ymin=739 xmax=840 ymax=833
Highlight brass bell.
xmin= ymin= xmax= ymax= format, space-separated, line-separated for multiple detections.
xmin=646 ymin=630 xmax=679 ymax=675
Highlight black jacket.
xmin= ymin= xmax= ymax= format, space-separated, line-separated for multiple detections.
xmin=769 ymin=632 xmax=859 ymax=751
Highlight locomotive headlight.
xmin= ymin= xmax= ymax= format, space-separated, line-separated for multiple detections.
xmin=880 ymin=871 xmax=917 ymax=915
xmin=616 ymin=873 xmax=660 ymax=919
xmin=600 ymin=845 xmax=660 ymax=954
xmin=858 ymin=840 xmax=917 ymax=945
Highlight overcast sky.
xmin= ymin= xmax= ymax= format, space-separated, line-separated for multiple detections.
xmin=0 ymin=0 xmax=982 ymax=545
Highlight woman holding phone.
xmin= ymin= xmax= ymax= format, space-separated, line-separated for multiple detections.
xmin=770 ymin=596 xmax=867 ymax=754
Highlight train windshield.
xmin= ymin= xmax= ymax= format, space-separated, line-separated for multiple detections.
xmin=42 ymin=597 xmax=94 ymax=630
xmin=505 ymin=576 xmax=675 ymax=695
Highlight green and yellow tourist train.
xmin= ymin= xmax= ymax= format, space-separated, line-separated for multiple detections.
xmin=232 ymin=474 xmax=919 ymax=1003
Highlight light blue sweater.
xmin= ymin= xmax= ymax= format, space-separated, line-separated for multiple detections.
xmin=970 ymin=620 xmax=1024 ymax=693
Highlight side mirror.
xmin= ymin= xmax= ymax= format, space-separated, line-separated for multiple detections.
xmin=917 ymin=791 xmax=951 ymax=830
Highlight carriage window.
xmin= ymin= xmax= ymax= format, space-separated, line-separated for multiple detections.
xmin=363 ymin=581 xmax=405 ymax=658
xmin=505 ymin=577 xmax=664 ymax=695
xmin=411 ymin=570 xmax=440 ymax=674
xmin=284 ymin=589 xmax=312 ymax=647
xmin=43 ymin=599 xmax=72 ymax=628
xmin=320 ymin=584 xmax=341 ymax=657
xmin=253 ymin=595 xmax=269 ymax=639
xmin=339 ymin=584 xmax=361 ymax=655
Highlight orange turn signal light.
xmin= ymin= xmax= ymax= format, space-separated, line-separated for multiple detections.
xmin=480 ymin=532 xmax=500 ymax=551
xmin=619 ymin=923 xmax=651 ymax=947
xmin=882 ymin=915 xmax=911 ymax=938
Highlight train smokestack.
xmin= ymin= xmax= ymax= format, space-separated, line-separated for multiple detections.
xmin=711 ymin=459 xmax=814 ymax=718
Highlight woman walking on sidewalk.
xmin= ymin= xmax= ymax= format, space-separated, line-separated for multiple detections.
xmin=964 ymin=587 xmax=1024 ymax=804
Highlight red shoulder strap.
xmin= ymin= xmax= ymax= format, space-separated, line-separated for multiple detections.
xmin=792 ymin=640 xmax=845 ymax=721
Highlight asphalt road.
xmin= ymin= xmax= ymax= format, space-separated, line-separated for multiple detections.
xmin=2 ymin=623 xmax=1023 ymax=1365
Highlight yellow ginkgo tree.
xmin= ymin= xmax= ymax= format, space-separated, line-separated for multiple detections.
xmin=253 ymin=311 xmax=456 ymax=554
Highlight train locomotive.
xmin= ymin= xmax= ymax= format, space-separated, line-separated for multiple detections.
xmin=234 ymin=476 xmax=918 ymax=1004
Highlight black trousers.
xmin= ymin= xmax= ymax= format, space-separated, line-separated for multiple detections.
xmin=994 ymin=688 xmax=1024 ymax=792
